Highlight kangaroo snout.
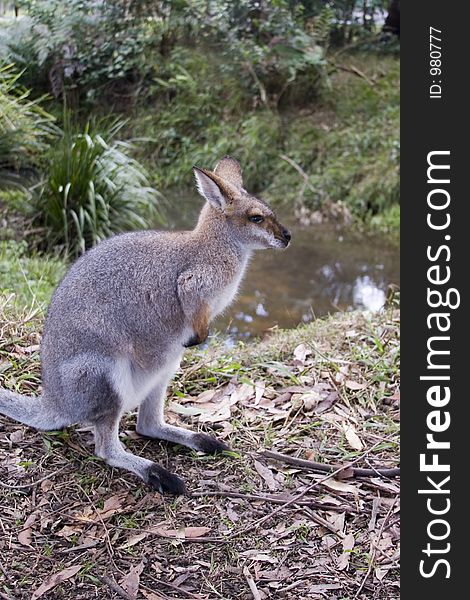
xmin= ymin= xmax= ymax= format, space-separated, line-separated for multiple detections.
xmin=281 ymin=227 xmax=292 ymax=246
xmin=273 ymin=225 xmax=291 ymax=248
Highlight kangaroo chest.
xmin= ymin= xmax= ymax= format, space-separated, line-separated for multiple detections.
xmin=210 ymin=255 xmax=249 ymax=318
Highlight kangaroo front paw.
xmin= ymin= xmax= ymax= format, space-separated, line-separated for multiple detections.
xmin=193 ymin=433 xmax=230 ymax=454
xmin=146 ymin=464 xmax=187 ymax=495
xmin=183 ymin=301 xmax=210 ymax=347
xmin=183 ymin=331 xmax=208 ymax=348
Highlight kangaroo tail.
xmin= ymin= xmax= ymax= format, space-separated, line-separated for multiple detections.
xmin=0 ymin=388 xmax=65 ymax=430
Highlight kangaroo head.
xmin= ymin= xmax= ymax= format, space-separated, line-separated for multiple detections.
xmin=193 ymin=156 xmax=291 ymax=250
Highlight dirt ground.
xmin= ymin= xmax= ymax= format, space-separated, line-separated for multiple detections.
xmin=0 ymin=304 xmax=400 ymax=599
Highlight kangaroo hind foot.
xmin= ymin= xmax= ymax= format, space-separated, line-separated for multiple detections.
xmin=95 ymin=416 xmax=186 ymax=495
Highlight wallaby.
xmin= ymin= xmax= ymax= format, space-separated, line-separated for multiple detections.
xmin=0 ymin=157 xmax=291 ymax=495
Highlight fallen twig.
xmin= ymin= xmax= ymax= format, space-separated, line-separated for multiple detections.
xmin=77 ymin=484 xmax=117 ymax=571
xmin=144 ymin=573 xmax=200 ymax=599
xmin=0 ymin=559 xmax=13 ymax=585
xmin=302 ymin=506 xmax=346 ymax=539
xmin=243 ymin=566 xmax=262 ymax=600
xmin=354 ymin=496 xmax=398 ymax=598
xmin=331 ymin=62 xmax=376 ymax=86
xmin=98 ymin=576 xmax=133 ymax=600
xmin=109 ymin=523 xmax=228 ymax=544
xmin=190 ymin=489 xmax=357 ymax=513
xmin=279 ymin=154 xmax=317 ymax=196
xmin=244 ymin=61 xmax=269 ymax=108
xmin=232 ymin=439 xmax=397 ymax=538
xmin=0 ymin=466 xmax=69 ymax=490
xmin=261 ymin=449 xmax=400 ymax=479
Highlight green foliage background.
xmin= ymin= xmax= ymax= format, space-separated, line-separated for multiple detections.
xmin=0 ymin=0 xmax=399 ymax=255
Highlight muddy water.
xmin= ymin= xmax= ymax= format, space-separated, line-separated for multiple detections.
xmin=161 ymin=192 xmax=400 ymax=338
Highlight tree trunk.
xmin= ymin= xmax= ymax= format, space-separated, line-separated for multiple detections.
xmin=382 ymin=0 xmax=400 ymax=37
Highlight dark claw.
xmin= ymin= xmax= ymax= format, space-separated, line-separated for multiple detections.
xmin=146 ymin=464 xmax=187 ymax=495
xmin=193 ymin=433 xmax=231 ymax=454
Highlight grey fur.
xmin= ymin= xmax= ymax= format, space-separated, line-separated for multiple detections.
xmin=0 ymin=157 xmax=290 ymax=494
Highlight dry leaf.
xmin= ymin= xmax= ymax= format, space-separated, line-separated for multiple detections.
xmin=345 ymin=379 xmax=367 ymax=391
xmin=24 ymin=344 xmax=40 ymax=353
xmin=325 ymin=511 xmax=345 ymax=534
xmin=98 ymin=493 xmax=129 ymax=519
xmin=321 ymin=478 xmax=359 ymax=497
xmin=168 ymin=402 xmax=202 ymax=417
xmin=184 ymin=526 xmax=212 ymax=538
xmin=31 ymin=565 xmax=82 ymax=600
xmin=171 ymin=394 xmax=233 ymax=423
xmin=56 ymin=525 xmax=83 ymax=539
xmin=40 ymin=479 xmax=54 ymax=492
xmin=195 ymin=389 xmax=217 ymax=403
xmin=293 ymin=343 xmax=311 ymax=364
xmin=119 ymin=532 xmax=148 ymax=549
xmin=120 ymin=561 xmax=145 ymax=599
xmin=336 ymin=466 xmax=355 ymax=479
xmin=74 ymin=493 xmax=128 ymax=523
xmin=230 ymin=383 xmax=255 ymax=404
xmin=369 ymin=478 xmax=400 ymax=494
xmin=279 ymin=386 xmax=306 ymax=394
xmin=142 ymin=591 xmax=163 ymax=600
xmin=150 ymin=525 xmax=211 ymax=539
xmin=343 ymin=423 xmax=364 ymax=450
xmin=368 ymin=497 xmax=381 ymax=531
xmin=253 ymin=381 xmax=266 ymax=405
xmin=315 ymin=392 xmax=338 ymax=414
xmin=9 ymin=429 xmax=24 ymax=443
xmin=18 ymin=529 xmax=32 ymax=547
xmin=240 ymin=549 xmax=278 ymax=563
xmin=198 ymin=398 xmax=231 ymax=423
xmin=14 ymin=343 xmax=40 ymax=355
xmin=336 ymin=533 xmax=355 ymax=570
xmin=18 ymin=513 xmax=37 ymax=547
xmin=335 ymin=366 xmax=349 ymax=383
xmin=300 ymin=391 xmax=322 ymax=411
xmin=375 ymin=567 xmax=390 ymax=581
xmin=257 ymin=397 xmax=275 ymax=409
xmin=254 ymin=460 xmax=278 ymax=491
xmin=309 ymin=583 xmax=342 ymax=592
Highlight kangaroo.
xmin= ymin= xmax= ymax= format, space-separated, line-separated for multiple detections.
xmin=0 ymin=156 xmax=291 ymax=494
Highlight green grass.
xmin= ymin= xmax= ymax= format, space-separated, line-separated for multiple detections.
xmin=0 ymin=240 xmax=66 ymax=310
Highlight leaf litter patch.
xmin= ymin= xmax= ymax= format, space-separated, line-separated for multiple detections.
xmin=1 ymin=302 xmax=399 ymax=599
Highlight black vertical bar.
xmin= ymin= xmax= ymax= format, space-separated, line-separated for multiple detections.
xmin=401 ymin=2 xmax=468 ymax=596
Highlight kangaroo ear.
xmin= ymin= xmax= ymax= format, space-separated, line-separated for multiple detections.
xmin=193 ymin=167 xmax=233 ymax=211
xmin=214 ymin=156 xmax=243 ymax=188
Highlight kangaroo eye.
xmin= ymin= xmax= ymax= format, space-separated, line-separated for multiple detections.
xmin=248 ymin=215 xmax=264 ymax=224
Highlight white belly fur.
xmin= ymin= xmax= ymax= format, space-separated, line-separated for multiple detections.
xmin=112 ymin=352 xmax=182 ymax=414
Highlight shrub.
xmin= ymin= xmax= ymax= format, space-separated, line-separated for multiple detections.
xmin=30 ymin=114 xmax=164 ymax=257
xmin=1 ymin=1 xmax=160 ymax=104
xmin=267 ymin=53 xmax=400 ymax=221
xmin=0 ymin=63 xmax=57 ymax=188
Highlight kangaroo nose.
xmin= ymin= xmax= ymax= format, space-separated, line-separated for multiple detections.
xmin=282 ymin=228 xmax=292 ymax=242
